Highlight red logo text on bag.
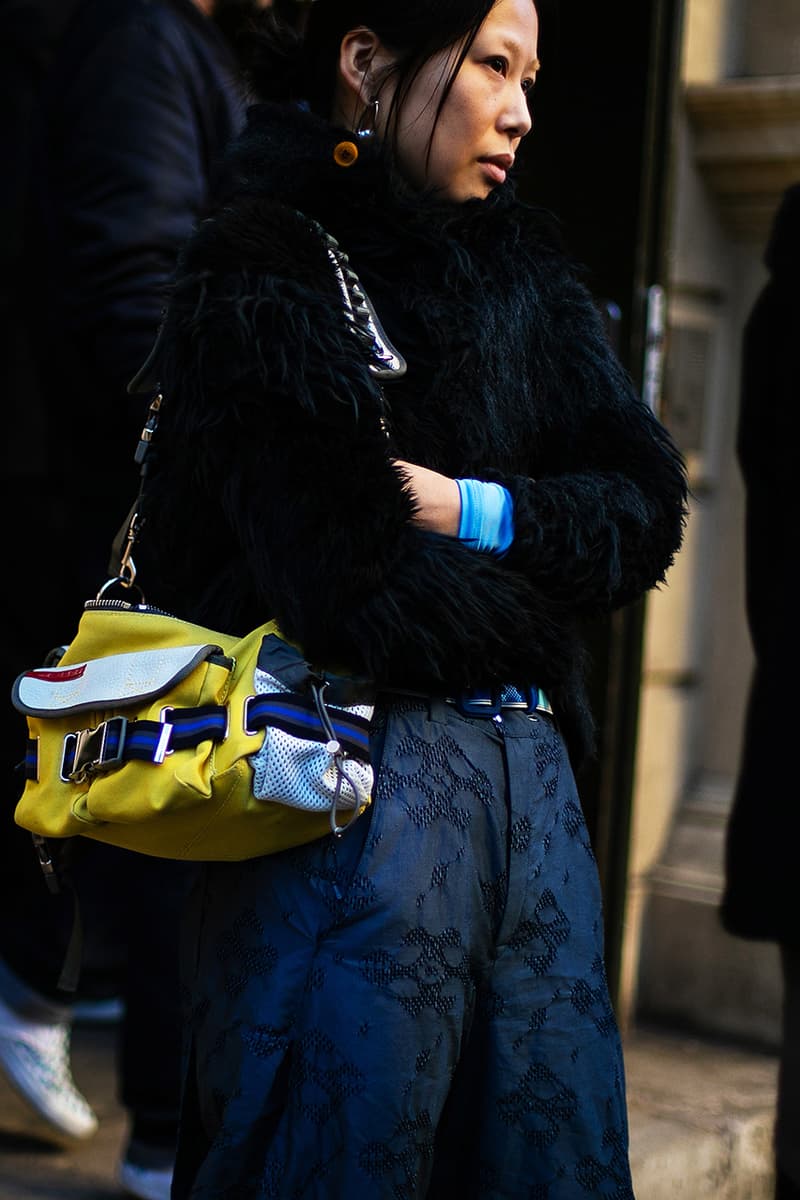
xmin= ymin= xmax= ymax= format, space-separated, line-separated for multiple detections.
xmin=26 ymin=666 xmax=88 ymax=683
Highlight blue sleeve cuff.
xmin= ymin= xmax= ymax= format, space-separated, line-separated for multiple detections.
xmin=455 ymin=478 xmax=515 ymax=556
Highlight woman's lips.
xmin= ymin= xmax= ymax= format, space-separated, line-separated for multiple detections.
xmin=478 ymin=157 xmax=513 ymax=186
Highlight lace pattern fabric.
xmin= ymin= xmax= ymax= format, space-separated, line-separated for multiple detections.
xmin=174 ymin=700 xmax=634 ymax=1199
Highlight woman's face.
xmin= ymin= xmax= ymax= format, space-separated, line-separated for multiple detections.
xmin=387 ymin=0 xmax=539 ymax=202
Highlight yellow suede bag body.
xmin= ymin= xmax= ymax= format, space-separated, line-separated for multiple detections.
xmin=12 ymin=601 xmax=373 ymax=861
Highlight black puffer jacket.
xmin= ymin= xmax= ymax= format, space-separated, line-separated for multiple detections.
xmin=144 ymin=102 xmax=687 ymax=762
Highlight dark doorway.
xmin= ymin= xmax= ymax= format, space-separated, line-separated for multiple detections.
xmin=516 ymin=0 xmax=685 ymax=1001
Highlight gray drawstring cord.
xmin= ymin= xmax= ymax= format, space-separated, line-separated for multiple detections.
xmin=310 ymin=680 xmax=369 ymax=836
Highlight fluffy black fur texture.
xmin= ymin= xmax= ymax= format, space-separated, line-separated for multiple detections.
xmin=144 ymin=101 xmax=687 ymax=763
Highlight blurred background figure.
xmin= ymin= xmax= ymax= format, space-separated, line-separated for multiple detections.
xmin=721 ymin=183 xmax=800 ymax=1200
xmin=0 ymin=1 xmax=271 ymax=1196
xmin=0 ymin=0 xmax=87 ymax=1153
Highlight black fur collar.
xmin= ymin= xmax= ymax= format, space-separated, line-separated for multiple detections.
xmin=222 ymin=100 xmax=559 ymax=261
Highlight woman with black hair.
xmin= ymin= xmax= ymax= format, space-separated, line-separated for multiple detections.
xmin=145 ymin=0 xmax=686 ymax=1194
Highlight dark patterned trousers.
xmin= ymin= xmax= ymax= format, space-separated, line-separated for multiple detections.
xmin=173 ymin=699 xmax=635 ymax=1199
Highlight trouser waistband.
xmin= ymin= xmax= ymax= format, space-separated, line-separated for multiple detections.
xmin=378 ymin=685 xmax=553 ymax=720
xmin=446 ymin=685 xmax=553 ymax=719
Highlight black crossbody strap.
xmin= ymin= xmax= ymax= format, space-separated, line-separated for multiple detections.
xmin=309 ymin=220 xmax=407 ymax=381
xmin=107 ymin=221 xmax=404 ymax=593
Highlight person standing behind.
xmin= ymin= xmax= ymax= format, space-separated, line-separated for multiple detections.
xmin=0 ymin=2 xmax=270 ymax=1197
xmin=721 ymin=184 xmax=800 ymax=1200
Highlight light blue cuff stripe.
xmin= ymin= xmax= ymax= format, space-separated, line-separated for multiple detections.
xmin=455 ymin=478 xmax=515 ymax=556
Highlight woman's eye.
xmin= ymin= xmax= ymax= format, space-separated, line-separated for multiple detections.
xmin=521 ymin=77 xmax=535 ymax=95
xmin=486 ymin=56 xmax=509 ymax=76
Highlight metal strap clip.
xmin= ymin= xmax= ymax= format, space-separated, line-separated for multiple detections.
xmin=64 ymin=716 xmax=128 ymax=784
xmin=242 ymin=696 xmax=260 ymax=737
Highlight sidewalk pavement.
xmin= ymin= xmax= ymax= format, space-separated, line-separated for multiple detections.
xmin=626 ymin=1027 xmax=779 ymax=1199
xmin=0 ymin=1022 xmax=781 ymax=1198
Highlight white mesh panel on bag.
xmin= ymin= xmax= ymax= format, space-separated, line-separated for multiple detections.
xmin=248 ymin=668 xmax=373 ymax=812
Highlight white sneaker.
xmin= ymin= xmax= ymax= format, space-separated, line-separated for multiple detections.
xmin=118 ymin=1157 xmax=174 ymax=1200
xmin=0 ymin=991 xmax=98 ymax=1141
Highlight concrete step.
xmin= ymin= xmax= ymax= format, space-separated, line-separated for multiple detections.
xmin=626 ymin=1027 xmax=780 ymax=1199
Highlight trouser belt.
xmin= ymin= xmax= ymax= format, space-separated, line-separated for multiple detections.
xmin=379 ymin=685 xmax=553 ymax=719
xmin=447 ymin=684 xmax=553 ymax=719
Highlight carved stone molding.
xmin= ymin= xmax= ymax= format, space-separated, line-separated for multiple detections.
xmin=685 ymin=75 xmax=800 ymax=240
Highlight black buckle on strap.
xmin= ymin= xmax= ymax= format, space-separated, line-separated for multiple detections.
xmin=62 ymin=716 xmax=128 ymax=784
xmin=455 ymin=689 xmax=502 ymax=718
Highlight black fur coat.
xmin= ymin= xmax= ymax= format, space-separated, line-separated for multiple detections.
xmin=144 ymin=102 xmax=687 ymax=761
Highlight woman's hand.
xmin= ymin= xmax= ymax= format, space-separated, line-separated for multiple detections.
xmin=394 ymin=459 xmax=461 ymax=537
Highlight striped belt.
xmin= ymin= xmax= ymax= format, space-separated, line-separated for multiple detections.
xmin=445 ymin=684 xmax=553 ymax=719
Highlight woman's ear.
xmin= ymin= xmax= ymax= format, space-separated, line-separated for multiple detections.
xmin=335 ymin=26 xmax=395 ymax=125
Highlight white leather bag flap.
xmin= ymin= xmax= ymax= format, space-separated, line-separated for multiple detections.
xmin=12 ymin=644 xmax=220 ymax=718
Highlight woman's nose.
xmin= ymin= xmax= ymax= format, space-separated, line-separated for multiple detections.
xmin=500 ymin=89 xmax=533 ymax=140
